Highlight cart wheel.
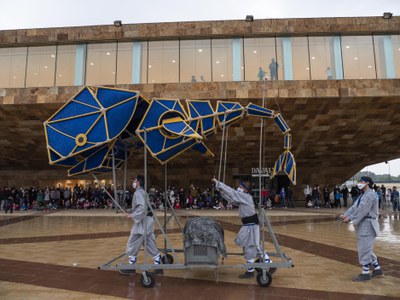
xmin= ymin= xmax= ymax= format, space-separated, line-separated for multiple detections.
xmin=256 ymin=271 xmax=272 ymax=287
xmin=141 ymin=272 xmax=155 ymax=288
xmin=162 ymin=254 xmax=174 ymax=264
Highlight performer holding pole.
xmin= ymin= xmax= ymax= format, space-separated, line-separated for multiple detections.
xmin=119 ymin=175 xmax=163 ymax=275
xmin=212 ymin=177 xmax=276 ymax=278
xmin=339 ymin=176 xmax=383 ymax=282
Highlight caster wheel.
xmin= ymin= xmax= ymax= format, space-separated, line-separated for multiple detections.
xmin=256 ymin=271 xmax=272 ymax=287
xmin=141 ymin=272 xmax=155 ymax=288
xmin=162 ymin=253 xmax=174 ymax=264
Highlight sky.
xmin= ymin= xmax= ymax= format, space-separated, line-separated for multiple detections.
xmin=1 ymin=0 xmax=400 ymax=176
xmin=1 ymin=0 xmax=399 ymax=30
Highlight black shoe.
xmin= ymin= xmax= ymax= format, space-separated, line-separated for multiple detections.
xmin=371 ymin=269 xmax=383 ymax=278
xmin=269 ymin=267 xmax=277 ymax=275
xmin=352 ymin=273 xmax=370 ymax=282
xmin=119 ymin=268 xmax=136 ymax=275
xmin=239 ymin=271 xmax=255 ymax=279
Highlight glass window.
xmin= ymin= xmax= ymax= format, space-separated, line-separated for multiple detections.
xmin=148 ymin=41 xmax=179 ymax=83
xmin=0 ymin=47 xmax=27 ymax=88
xmin=244 ymin=38 xmax=276 ymax=81
xmin=374 ymin=35 xmax=400 ymax=79
xmin=276 ymin=37 xmax=310 ymax=80
xmin=212 ymin=39 xmax=243 ymax=82
xmin=309 ymin=36 xmax=343 ymax=80
xmin=341 ymin=36 xmax=376 ymax=79
xmin=26 ymin=46 xmax=56 ymax=87
xmin=56 ymin=45 xmax=86 ymax=86
xmin=86 ymin=43 xmax=117 ymax=85
xmin=117 ymin=42 xmax=147 ymax=84
xmin=180 ymin=40 xmax=211 ymax=83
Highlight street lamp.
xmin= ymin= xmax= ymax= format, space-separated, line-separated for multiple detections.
xmin=385 ymin=161 xmax=391 ymax=182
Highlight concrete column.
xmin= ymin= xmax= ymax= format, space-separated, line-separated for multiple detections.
xmin=333 ymin=37 xmax=343 ymax=80
xmin=383 ymin=35 xmax=395 ymax=78
xmin=132 ymin=42 xmax=142 ymax=84
xmin=232 ymin=38 xmax=242 ymax=81
xmin=74 ymin=44 xmax=86 ymax=86
xmin=282 ymin=38 xmax=293 ymax=80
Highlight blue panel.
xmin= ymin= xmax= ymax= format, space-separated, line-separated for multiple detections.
xmin=51 ymin=113 xmax=100 ymax=137
xmin=49 ymin=149 xmax=61 ymax=161
xmin=143 ymin=131 xmax=164 ymax=152
xmin=97 ymin=88 xmax=137 ymax=108
xmin=86 ymin=116 xmax=107 ymax=142
xmin=46 ymin=126 xmax=76 ymax=157
xmin=202 ymin=117 xmax=214 ymax=131
xmin=51 ymin=101 xmax=99 ymax=121
xmin=164 ymin=136 xmax=183 ymax=148
xmin=141 ymin=102 xmax=167 ymax=129
xmin=68 ymin=162 xmax=85 ymax=175
xmin=75 ymin=142 xmax=96 ymax=153
xmin=86 ymin=147 xmax=109 ymax=169
xmin=163 ymin=121 xmax=196 ymax=136
xmin=156 ymin=139 xmax=196 ymax=162
xmin=106 ymin=100 xmax=136 ymax=138
xmin=54 ymin=157 xmax=78 ymax=166
xmin=192 ymin=142 xmax=208 ymax=154
xmin=158 ymin=99 xmax=177 ymax=110
xmin=74 ymin=88 xmax=100 ymax=108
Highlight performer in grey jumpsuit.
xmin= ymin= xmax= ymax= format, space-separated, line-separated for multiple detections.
xmin=119 ymin=175 xmax=163 ymax=275
xmin=340 ymin=176 xmax=383 ymax=281
xmin=212 ymin=178 xmax=275 ymax=278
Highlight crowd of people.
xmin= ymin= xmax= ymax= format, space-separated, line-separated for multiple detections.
xmin=1 ymin=182 xmax=399 ymax=213
xmin=303 ymin=183 xmax=400 ymax=211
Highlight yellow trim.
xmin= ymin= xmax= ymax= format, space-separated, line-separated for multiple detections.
xmin=75 ymin=134 xmax=87 ymax=146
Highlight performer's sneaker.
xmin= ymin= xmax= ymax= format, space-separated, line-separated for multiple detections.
xmin=269 ymin=267 xmax=277 ymax=275
xmin=371 ymin=269 xmax=383 ymax=278
xmin=352 ymin=273 xmax=370 ymax=282
xmin=239 ymin=271 xmax=255 ymax=279
xmin=119 ymin=269 xmax=136 ymax=275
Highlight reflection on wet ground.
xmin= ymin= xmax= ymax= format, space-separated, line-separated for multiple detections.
xmin=0 ymin=208 xmax=399 ymax=299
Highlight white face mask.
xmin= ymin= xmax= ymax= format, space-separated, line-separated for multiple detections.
xmin=132 ymin=181 xmax=138 ymax=189
xmin=357 ymin=183 xmax=366 ymax=190
xmin=237 ymin=187 xmax=244 ymax=193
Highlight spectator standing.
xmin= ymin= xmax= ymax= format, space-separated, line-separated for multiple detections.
xmin=312 ymin=185 xmax=320 ymax=208
xmin=341 ymin=185 xmax=349 ymax=207
xmin=391 ymin=186 xmax=399 ymax=212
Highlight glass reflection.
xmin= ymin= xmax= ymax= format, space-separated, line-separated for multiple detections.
xmin=56 ymin=45 xmax=85 ymax=86
xmin=148 ymin=41 xmax=179 ymax=83
xmin=117 ymin=42 xmax=147 ymax=84
xmin=180 ymin=40 xmax=211 ymax=83
xmin=374 ymin=35 xmax=400 ymax=79
xmin=212 ymin=39 xmax=243 ymax=82
xmin=86 ymin=43 xmax=117 ymax=85
xmin=309 ymin=36 xmax=343 ymax=80
xmin=341 ymin=36 xmax=376 ymax=79
xmin=26 ymin=46 xmax=56 ymax=87
xmin=244 ymin=38 xmax=276 ymax=81
xmin=276 ymin=37 xmax=310 ymax=80
xmin=0 ymin=47 xmax=27 ymax=88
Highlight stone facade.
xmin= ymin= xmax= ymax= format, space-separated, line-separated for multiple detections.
xmin=1 ymin=17 xmax=400 ymax=203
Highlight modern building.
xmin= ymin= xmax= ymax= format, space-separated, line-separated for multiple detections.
xmin=0 ymin=16 xmax=400 ymax=200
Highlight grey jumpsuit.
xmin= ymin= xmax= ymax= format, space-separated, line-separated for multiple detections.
xmin=126 ymin=186 xmax=159 ymax=258
xmin=343 ymin=188 xmax=380 ymax=266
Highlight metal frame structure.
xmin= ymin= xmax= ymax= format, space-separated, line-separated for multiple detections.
xmin=43 ymin=85 xmax=295 ymax=288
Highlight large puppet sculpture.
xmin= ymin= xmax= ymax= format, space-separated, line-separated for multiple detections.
xmin=43 ymin=86 xmax=295 ymax=184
